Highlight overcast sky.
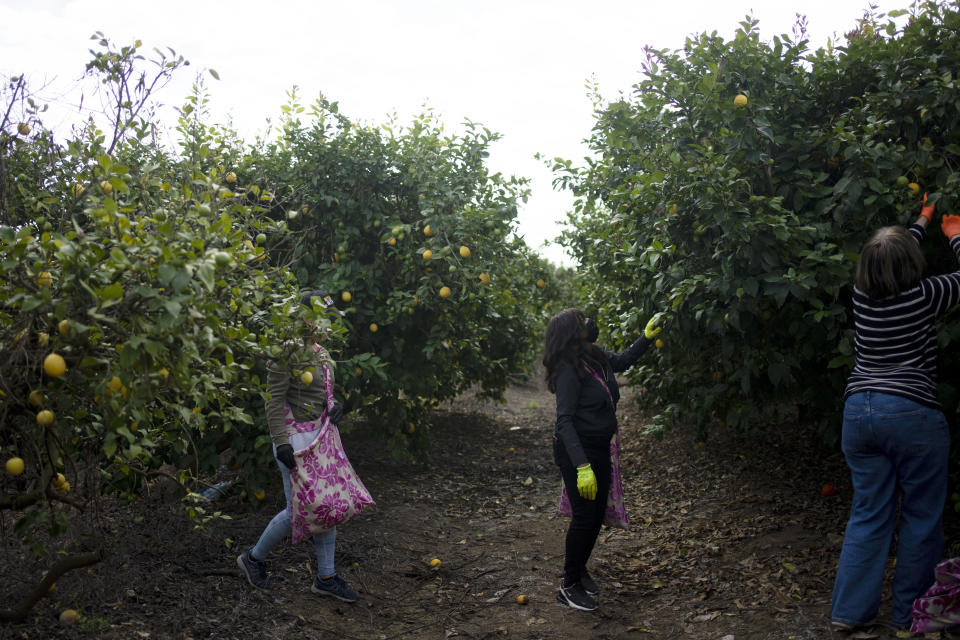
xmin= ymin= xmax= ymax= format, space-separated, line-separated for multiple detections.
xmin=1 ymin=0 xmax=910 ymax=265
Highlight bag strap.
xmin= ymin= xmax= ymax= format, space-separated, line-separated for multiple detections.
xmin=583 ymin=361 xmax=615 ymax=408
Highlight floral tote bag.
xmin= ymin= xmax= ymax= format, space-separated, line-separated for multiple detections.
xmin=289 ymin=359 xmax=375 ymax=543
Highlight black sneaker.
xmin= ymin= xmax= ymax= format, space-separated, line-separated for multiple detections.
xmin=312 ymin=574 xmax=359 ymax=603
xmin=580 ymin=571 xmax=598 ymax=596
xmin=237 ymin=549 xmax=271 ymax=589
xmin=557 ymin=581 xmax=597 ymax=611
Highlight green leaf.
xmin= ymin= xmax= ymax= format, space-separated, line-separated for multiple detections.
xmin=101 ymin=282 xmax=124 ymax=301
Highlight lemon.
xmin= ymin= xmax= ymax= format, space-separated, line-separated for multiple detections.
xmin=28 ymin=389 xmax=44 ymax=407
xmin=107 ymin=376 xmax=123 ymax=392
xmin=422 ymin=249 xmax=433 ymax=260
xmin=655 ymin=339 xmax=664 ymax=349
xmin=388 ymin=237 xmax=397 ymax=246
xmin=37 ymin=332 xmax=49 ymax=346
xmin=369 ymin=323 xmax=379 ymax=333
xmin=5 ymin=457 xmax=24 ymax=476
xmin=225 ymin=171 xmax=237 ymax=184
xmin=99 ymin=180 xmax=113 ymax=194
xmin=734 ymin=94 xmax=748 ymax=107
xmin=43 ymin=353 xmax=67 ymax=377
xmin=516 ymin=594 xmax=527 ymax=605
xmin=479 ymin=273 xmax=491 ymax=285
xmin=423 ymin=224 xmax=432 ymax=236
xmin=253 ymin=490 xmax=265 ymax=501
xmin=59 ymin=609 xmax=78 ymax=626
xmin=58 ymin=319 xmax=71 ymax=336
xmin=35 ymin=271 xmax=53 ymax=287
xmin=342 ymin=291 xmax=352 ymax=303
xmin=908 ymin=182 xmax=921 ymax=194
xmin=439 ymin=286 xmax=452 ymax=299
xmin=430 ymin=558 xmax=441 ymax=567
xmin=300 ymin=371 xmax=314 ymax=385
xmin=459 ymin=246 xmax=471 ymax=258
xmin=36 ymin=409 xmax=55 ymax=426
xmin=536 ymin=279 xmax=546 ymax=288
xmin=17 ymin=123 xmax=30 ymax=136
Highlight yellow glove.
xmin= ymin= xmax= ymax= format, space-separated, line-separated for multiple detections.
xmin=644 ymin=314 xmax=663 ymax=340
xmin=576 ymin=464 xmax=597 ymax=500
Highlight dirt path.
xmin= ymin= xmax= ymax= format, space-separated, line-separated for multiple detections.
xmin=1 ymin=377 xmax=935 ymax=639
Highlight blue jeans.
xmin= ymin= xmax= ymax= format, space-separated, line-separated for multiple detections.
xmin=831 ymin=392 xmax=949 ymax=627
xmin=251 ymin=448 xmax=337 ymax=576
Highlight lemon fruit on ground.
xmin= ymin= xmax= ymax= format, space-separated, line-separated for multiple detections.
xmin=734 ymin=94 xmax=748 ymax=107
xmin=517 ymin=595 xmax=527 ymax=605
xmin=459 ymin=245 xmax=470 ymax=258
xmin=439 ymin=286 xmax=452 ymax=299
xmin=59 ymin=609 xmax=78 ymax=626
xmin=430 ymin=558 xmax=441 ymax=567
xmin=28 ymin=389 xmax=44 ymax=407
xmin=36 ymin=410 xmax=54 ymax=426
xmin=422 ymin=249 xmax=433 ymax=260
xmin=341 ymin=291 xmax=352 ymax=303
xmin=44 ymin=353 xmax=67 ymax=377
xmin=225 ymin=171 xmax=237 ymax=183
xmin=5 ymin=457 xmax=24 ymax=476
xmin=300 ymin=371 xmax=314 ymax=385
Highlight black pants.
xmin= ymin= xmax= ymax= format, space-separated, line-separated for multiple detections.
xmin=555 ymin=438 xmax=611 ymax=585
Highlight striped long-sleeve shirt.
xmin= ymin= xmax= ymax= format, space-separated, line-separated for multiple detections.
xmin=844 ymin=223 xmax=960 ymax=409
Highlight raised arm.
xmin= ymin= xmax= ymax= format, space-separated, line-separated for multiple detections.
xmin=929 ymin=214 xmax=960 ymax=316
xmin=606 ymin=314 xmax=662 ymax=373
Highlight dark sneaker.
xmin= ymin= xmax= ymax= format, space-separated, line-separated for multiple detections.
xmin=580 ymin=571 xmax=598 ymax=596
xmin=237 ymin=549 xmax=271 ymax=589
xmin=557 ymin=581 xmax=597 ymax=611
xmin=312 ymin=574 xmax=359 ymax=603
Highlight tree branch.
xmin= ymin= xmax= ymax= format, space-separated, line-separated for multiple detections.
xmin=0 ymin=550 xmax=102 ymax=622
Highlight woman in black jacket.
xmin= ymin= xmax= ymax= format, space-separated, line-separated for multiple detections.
xmin=544 ymin=308 xmax=661 ymax=611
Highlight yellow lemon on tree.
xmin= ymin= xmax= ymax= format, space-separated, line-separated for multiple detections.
xmin=44 ymin=353 xmax=67 ymax=377
xmin=908 ymin=182 xmax=921 ymax=194
xmin=369 ymin=323 xmax=379 ymax=333
xmin=107 ymin=376 xmax=124 ymax=392
xmin=28 ymin=389 xmax=44 ymax=407
xmin=479 ymin=273 xmax=491 ymax=285
xmin=225 ymin=171 xmax=237 ymax=184
xmin=36 ymin=409 xmax=55 ymax=427
xmin=430 ymin=558 xmax=441 ymax=567
xmin=300 ymin=371 xmax=314 ymax=385
xmin=159 ymin=367 xmax=169 ymax=380
xmin=58 ymin=319 xmax=71 ymax=336
xmin=72 ymin=183 xmax=85 ymax=197
xmin=422 ymin=249 xmax=433 ymax=260
xmin=734 ymin=94 xmax=748 ymax=107
xmin=655 ymin=339 xmax=664 ymax=349
xmin=341 ymin=291 xmax=352 ymax=303
xmin=99 ymin=180 xmax=113 ymax=194
xmin=17 ymin=123 xmax=30 ymax=136
xmin=37 ymin=332 xmax=49 ymax=347
xmin=459 ymin=245 xmax=471 ymax=258
xmin=35 ymin=271 xmax=53 ymax=287
xmin=5 ymin=457 xmax=24 ymax=476
xmin=388 ymin=237 xmax=397 ymax=246
xmin=536 ymin=279 xmax=546 ymax=288
xmin=423 ymin=224 xmax=432 ymax=236
xmin=439 ymin=286 xmax=452 ymax=299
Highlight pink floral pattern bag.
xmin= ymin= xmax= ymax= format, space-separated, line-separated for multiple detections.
xmin=288 ymin=359 xmax=375 ymax=544
xmin=911 ymin=557 xmax=960 ymax=632
xmin=556 ymin=363 xmax=630 ymax=531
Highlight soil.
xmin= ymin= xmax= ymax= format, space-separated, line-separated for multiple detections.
xmin=1 ymin=376 xmax=953 ymax=639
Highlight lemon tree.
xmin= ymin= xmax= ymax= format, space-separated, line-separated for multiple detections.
xmin=557 ymin=4 xmax=960 ymax=444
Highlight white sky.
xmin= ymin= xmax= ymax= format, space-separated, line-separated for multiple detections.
xmin=1 ymin=0 xmax=910 ymax=266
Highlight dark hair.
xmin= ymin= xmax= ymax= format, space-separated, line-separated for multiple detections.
xmin=543 ymin=308 xmax=607 ymax=393
xmin=855 ymin=226 xmax=925 ymax=299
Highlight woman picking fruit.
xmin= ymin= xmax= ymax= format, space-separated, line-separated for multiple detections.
xmin=831 ymin=195 xmax=958 ymax=633
xmin=237 ymin=290 xmax=360 ymax=602
xmin=543 ymin=308 xmax=661 ymax=611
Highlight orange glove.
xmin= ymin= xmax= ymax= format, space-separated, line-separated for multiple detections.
xmin=921 ymin=193 xmax=935 ymax=222
xmin=941 ymin=214 xmax=960 ymax=239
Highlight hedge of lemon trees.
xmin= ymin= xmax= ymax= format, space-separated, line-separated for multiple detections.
xmin=556 ymin=3 xmax=960 ymax=443
xmin=0 ymin=37 xmax=559 ymax=616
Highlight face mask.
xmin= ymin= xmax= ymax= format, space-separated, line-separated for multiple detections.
xmin=584 ymin=318 xmax=599 ymax=343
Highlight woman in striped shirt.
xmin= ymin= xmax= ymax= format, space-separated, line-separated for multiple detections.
xmin=831 ymin=196 xmax=960 ymax=632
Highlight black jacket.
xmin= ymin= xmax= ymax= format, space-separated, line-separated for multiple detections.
xmin=553 ymin=336 xmax=651 ymax=467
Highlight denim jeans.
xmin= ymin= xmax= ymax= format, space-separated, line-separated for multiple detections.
xmin=251 ymin=448 xmax=337 ymax=577
xmin=831 ymin=391 xmax=949 ymax=627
